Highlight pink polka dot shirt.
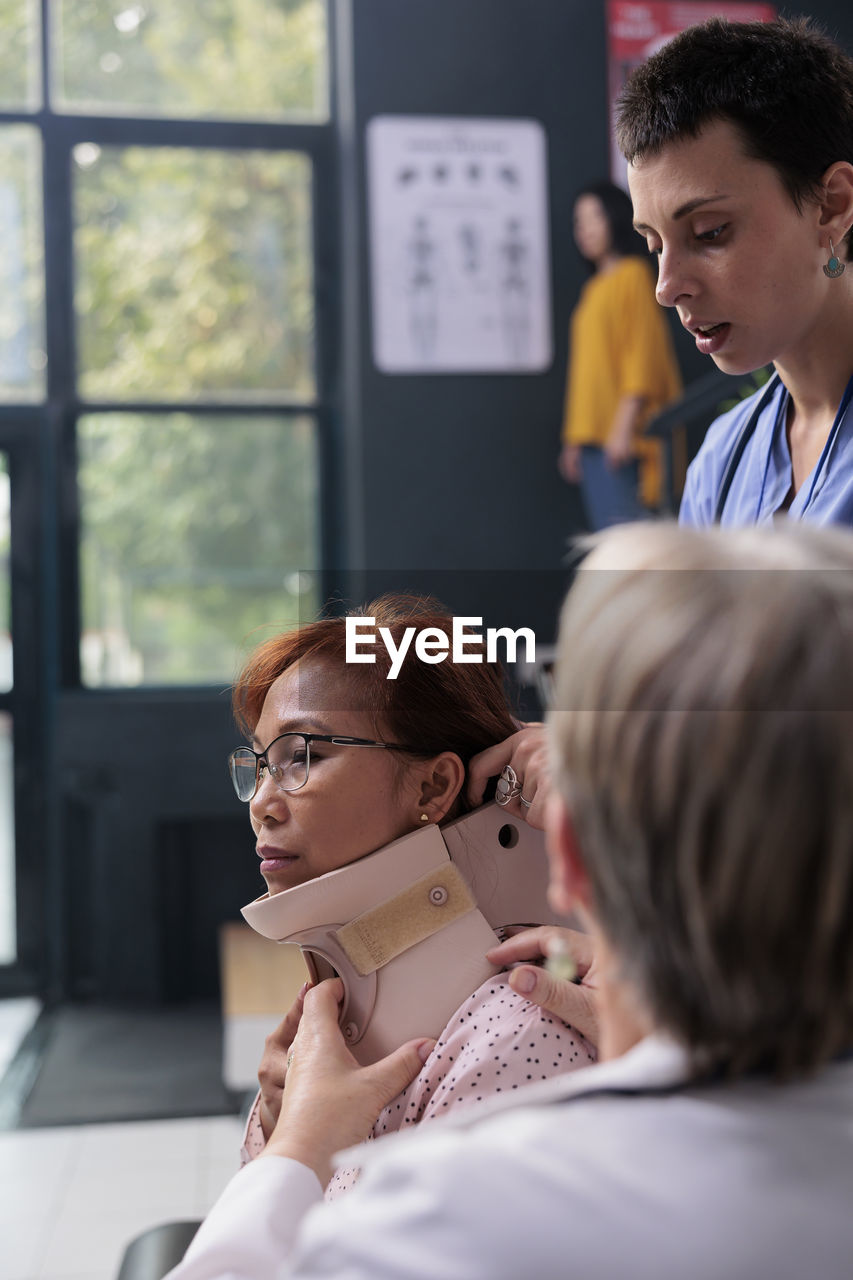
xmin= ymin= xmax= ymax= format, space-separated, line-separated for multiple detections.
xmin=241 ymin=972 xmax=596 ymax=1199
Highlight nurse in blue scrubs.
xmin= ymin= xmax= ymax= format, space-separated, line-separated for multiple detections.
xmin=619 ymin=17 xmax=853 ymax=528
xmin=467 ymin=18 xmax=853 ymax=830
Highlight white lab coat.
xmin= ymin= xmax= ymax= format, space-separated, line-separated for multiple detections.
xmin=167 ymin=1034 xmax=853 ymax=1279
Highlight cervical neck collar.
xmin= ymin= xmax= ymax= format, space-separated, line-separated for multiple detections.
xmin=242 ymin=802 xmax=562 ymax=1066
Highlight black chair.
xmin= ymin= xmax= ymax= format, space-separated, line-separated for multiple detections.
xmin=116 ymin=1219 xmax=202 ymax=1280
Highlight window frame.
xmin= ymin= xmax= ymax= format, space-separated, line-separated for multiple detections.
xmin=0 ymin=417 xmax=45 ymax=995
xmin=51 ymin=117 xmax=338 ymax=691
xmin=0 ymin=0 xmax=339 ymax=992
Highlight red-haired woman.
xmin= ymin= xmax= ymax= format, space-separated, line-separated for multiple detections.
xmin=229 ymin=595 xmax=594 ymax=1196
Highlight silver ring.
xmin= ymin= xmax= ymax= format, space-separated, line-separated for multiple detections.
xmin=519 ymin=794 xmax=532 ymax=808
xmin=496 ymin=764 xmax=523 ymax=806
xmin=286 ymin=1051 xmax=295 ymax=1070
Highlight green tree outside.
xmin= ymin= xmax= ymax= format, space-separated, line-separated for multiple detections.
xmin=74 ymin=145 xmax=314 ymax=400
xmin=78 ymin=412 xmax=318 ymax=685
xmin=0 ymin=0 xmax=326 ymax=686
xmin=53 ymin=0 xmax=326 ymax=120
xmin=0 ymin=0 xmax=40 ymax=111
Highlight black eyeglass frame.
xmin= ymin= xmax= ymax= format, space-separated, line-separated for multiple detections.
xmin=228 ymin=731 xmax=423 ymax=801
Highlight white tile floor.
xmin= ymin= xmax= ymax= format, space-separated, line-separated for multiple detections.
xmin=0 ymin=1000 xmax=244 ymax=1280
xmin=1 ymin=1111 xmax=243 ymax=1280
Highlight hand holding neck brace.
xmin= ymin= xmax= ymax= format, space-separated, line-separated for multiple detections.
xmin=241 ymin=802 xmax=562 ymax=1065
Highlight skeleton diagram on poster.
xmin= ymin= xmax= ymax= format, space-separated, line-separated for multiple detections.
xmin=367 ymin=116 xmax=552 ymax=373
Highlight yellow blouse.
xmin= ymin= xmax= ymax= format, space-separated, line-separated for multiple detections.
xmin=562 ymin=256 xmax=682 ymax=506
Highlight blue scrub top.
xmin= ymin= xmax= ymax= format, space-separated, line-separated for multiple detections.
xmin=679 ymin=376 xmax=853 ymax=527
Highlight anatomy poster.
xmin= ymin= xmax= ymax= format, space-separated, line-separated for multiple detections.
xmin=367 ymin=115 xmax=552 ymax=374
xmin=607 ymin=2 xmax=777 ymax=184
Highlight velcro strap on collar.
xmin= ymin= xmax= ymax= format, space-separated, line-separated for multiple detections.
xmin=335 ymin=862 xmax=476 ymax=976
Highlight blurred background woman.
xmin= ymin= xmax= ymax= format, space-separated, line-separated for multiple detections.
xmin=559 ymin=179 xmax=682 ymax=529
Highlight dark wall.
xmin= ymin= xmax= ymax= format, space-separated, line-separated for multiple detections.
xmin=338 ymin=0 xmax=605 ymax=592
xmin=56 ymin=693 xmax=256 ymax=1001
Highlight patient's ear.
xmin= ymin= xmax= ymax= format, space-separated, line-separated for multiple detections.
xmin=545 ymin=790 xmax=591 ymax=917
xmin=417 ymin=752 xmax=465 ymax=823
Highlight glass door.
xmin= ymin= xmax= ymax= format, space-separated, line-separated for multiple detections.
xmin=0 ymin=452 xmax=12 ymax=966
xmin=0 ymin=0 xmax=333 ymax=1000
xmin=0 ymin=432 xmax=42 ymax=995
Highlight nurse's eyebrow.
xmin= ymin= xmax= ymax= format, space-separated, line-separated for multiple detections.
xmin=634 ymin=194 xmax=733 ymax=232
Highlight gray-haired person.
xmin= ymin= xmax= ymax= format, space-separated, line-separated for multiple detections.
xmin=167 ymin=519 xmax=853 ymax=1279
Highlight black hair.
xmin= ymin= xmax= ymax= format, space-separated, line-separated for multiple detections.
xmin=616 ymin=17 xmax=853 ymax=250
xmin=573 ymin=179 xmax=648 ymax=267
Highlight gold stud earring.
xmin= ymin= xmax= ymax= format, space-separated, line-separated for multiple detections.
xmin=419 ymin=813 xmax=430 ymax=823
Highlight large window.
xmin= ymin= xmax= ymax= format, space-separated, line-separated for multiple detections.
xmin=42 ymin=0 xmax=327 ymax=689
xmin=0 ymin=0 xmax=333 ymax=989
xmin=78 ymin=413 xmax=318 ymax=685
xmin=69 ymin=130 xmax=322 ymax=683
xmin=73 ymin=145 xmax=315 ymax=401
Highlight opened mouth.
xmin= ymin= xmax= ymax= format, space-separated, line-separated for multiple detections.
xmin=692 ymin=322 xmax=727 ymax=337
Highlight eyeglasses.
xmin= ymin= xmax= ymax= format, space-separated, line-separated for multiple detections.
xmin=228 ymin=731 xmax=422 ymax=802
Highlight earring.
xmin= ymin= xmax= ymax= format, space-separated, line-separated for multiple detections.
xmin=419 ymin=813 xmax=430 ymax=823
xmin=823 ymin=238 xmax=846 ymax=278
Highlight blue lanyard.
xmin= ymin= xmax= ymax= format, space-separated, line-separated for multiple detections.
xmin=714 ymin=375 xmax=780 ymax=523
xmin=788 ymin=371 xmax=853 ymax=514
xmin=715 ymin=372 xmax=853 ymax=522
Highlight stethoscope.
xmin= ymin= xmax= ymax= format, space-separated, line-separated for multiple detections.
xmin=713 ymin=373 xmax=781 ymax=522
xmin=714 ymin=370 xmax=853 ymax=522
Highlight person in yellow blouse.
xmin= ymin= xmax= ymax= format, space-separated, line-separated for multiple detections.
xmin=560 ymin=180 xmax=682 ymax=529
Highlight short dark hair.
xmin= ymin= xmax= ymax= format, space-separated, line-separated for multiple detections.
xmin=616 ymin=17 xmax=853 ymax=248
xmin=573 ymin=179 xmax=647 ymax=263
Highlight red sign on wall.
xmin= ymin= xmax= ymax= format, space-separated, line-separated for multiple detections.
xmin=607 ymin=2 xmax=777 ymax=181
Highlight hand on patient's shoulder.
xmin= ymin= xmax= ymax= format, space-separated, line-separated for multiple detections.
xmin=263 ymin=979 xmax=435 ymax=1188
xmin=487 ymin=927 xmax=600 ymax=1048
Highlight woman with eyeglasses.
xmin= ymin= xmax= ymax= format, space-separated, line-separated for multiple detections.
xmin=227 ymin=593 xmax=594 ymax=1197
